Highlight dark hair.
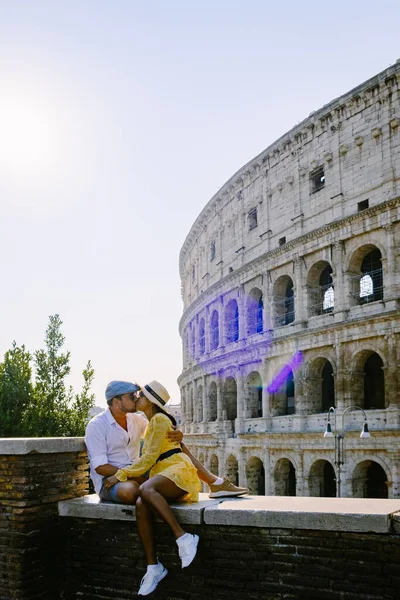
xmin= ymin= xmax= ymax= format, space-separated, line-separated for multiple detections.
xmin=154 ymin=405 xmax=177 ymax=427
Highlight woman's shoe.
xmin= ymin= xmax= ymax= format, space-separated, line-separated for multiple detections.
xmin=138 ymin=563 xmax=168 ymax=596
xmin=177 ymin=533 xmax=199 ymax=568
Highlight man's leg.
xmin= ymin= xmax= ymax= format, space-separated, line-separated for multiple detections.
xmin=99 ymin=480 xmax=141 ymax=504
xmin=181 ymin=443 xmax=248 ymax=497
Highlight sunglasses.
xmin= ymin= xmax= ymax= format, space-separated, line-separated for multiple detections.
xmin=117 ymin=393 xmax=137 ymax=401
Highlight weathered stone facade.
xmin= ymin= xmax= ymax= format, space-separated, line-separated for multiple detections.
xmin=178 ymin=62 xmax=400 ymax=498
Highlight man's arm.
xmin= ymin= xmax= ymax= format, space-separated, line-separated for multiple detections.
xmin=95 ymin=464 xmax=119 ymax=477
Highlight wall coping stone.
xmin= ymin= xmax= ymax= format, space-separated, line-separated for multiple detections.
xmin=59 ymin=493 xmax=400 ymax=533
xmin=0 ymin=437 xmax=86 ymax=454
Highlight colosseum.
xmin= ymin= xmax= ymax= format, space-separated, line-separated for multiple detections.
xmin=178 ymin=61 xmax=400 ymax=499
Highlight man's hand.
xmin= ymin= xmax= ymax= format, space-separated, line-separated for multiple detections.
xmin=103 ymin=475 xmax=119 ymax=492
xmin=167 ymin=428 xmax=183 ymax=443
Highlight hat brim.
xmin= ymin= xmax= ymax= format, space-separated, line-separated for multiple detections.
xmin=140 ymin=386 xmax=171 ymax=415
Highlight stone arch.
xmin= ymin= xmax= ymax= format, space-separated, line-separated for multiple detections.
xmin=270 ymin=366 xmax=295 ymax=416
xmin=208 ymin=381 xmax=218 ymax=421
xmin=305 ymin=356 xmax=335 ymax=414
xmin=223 ymin=377 xmax=237 ymax=421
xmin=274 ymin=458 xmax=296 ymax=496
xmin=246 ymin=456 xmax=265 ymax=495
xmin=225 ymin=299 xmax=239 ymax=343
xmin=246 ymin=371 xmax=263 ymax=418
xmin=199 ymin=318 xmax=205 ymax=355
xmin=246 ymin=287 xmax=263 ymax=335
xmin=348 ymin=244 xmax=384 ymax=306
xmin=352 ymin=460 xmax=389 ymax=498
xmin=307 ymin=260 xmax=334 ymax=316
xmin=308 ymin=459 xmax=336 ymax=497
xmin=209 ymin=454 xmax=219 ymax=476
xmin=197 ymin=385 xmax=203 ymax=422
xmin=352 ymin=349 xmax=386 ymax=409
xmin=272 ymin=275 xmax=295 ymax=327
xmin=225 ymin=454 xmax=239 ymax=486
xmin=210 ymin=310 xmax=219 ymax=350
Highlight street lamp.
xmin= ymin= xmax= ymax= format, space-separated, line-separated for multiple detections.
xmin=323 ymin=406 xmax=371 ymax=497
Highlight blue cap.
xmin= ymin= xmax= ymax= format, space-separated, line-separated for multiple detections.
xmin=105 ymin=380 xmax=140 ymax=402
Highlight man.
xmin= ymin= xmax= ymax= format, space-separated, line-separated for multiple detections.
xmin=85 ymin=380 xmax=248 ymax=504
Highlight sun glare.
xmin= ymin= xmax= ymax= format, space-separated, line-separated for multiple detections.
xmin=0 ymin=87 xmax=61 ymax=176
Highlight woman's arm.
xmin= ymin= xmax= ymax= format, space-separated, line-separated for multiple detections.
xmin=115 ymin=414 xmax=171 ymax=481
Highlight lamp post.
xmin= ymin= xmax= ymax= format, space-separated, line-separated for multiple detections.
xmin=323 ymin=406 xmax=371 ymax=498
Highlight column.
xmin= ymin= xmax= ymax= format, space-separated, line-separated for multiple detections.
xmin=193 ymin=379 xmax=198 ymax=424
xmin=202 ymin=375 xmax=208 ymax=422
xmin=235 ymin=366 xmax=246 ymax=434
xmin=238 ymin=285 xmax=246 ymax=340
xmin=332 ymin=240 xmax=348 ymax=319
xmin=334 ymin=342 xmax=348 ymax=410
xmin=238 ymin=453 xmax=246 ymax=488
xmin=295 ymin=452 xmax=305 ymax=496
xmin=383 ymin=224 xmax=397 ymax=302
xmin=293 ymin=257 xmax=306 ymax=324
xmin=263 ymin=448 xmax=271 ymax=495
xmin=216 ymin=373 xmax=223 ymax=421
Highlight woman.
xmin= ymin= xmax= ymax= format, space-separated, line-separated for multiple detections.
xmin=104 ymin=380 xmax=201 ymax=596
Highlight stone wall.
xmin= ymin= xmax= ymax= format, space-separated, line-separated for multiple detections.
xmin=60 ymin=494 xmax=400 ymax=600
xmin=0 ymin=438 xmax=87 ymax=600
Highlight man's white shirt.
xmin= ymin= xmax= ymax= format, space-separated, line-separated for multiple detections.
xmin=85 ymin=408 xmax=148 ymax=494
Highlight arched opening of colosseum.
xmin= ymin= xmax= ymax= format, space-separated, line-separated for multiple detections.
xmin=352 ymin=460 xmax=388 ymax=498
xmin=272 ymin=275 xmax=294 ymax=327
xmin=308 ymin=460 xmax=336 ymax=497
xmin=274 ymin=458 xmax=296 ymax=496
xmin=225 ymin=299 xmax=239 ymax=343
xmin=246 ymin=288 xmax=263 ymax=335
xmin=306 ymin=357 xmax=335 ymax=414
xmin=208 ymin=381 xmax=218 ymax=421
xmin=210 ymin=310 xmax=219 ymax=350
xmin=210 ymin=454 xmax=219 ymax=477
xmin=197 ymin=385 xmax=203 ymax=422
xmin=187 ymin=388 xmax=193 ymax=423
xmin=307 ymin=261 xmax=334 ymax=317
xmin=270 ymin=368 xmax=295 ymax=416
xmin=199 ymin=318 xmax=205 ymax=355
xmin=223 ymin=377 xmax=237 ymax=421
xmin=349 ymin=245 xmax=383 ymax=306
xmin=225 ymin=454 xmax=239 ymax=486
xmin=352 ymin=350 xmax=385 ymax=409
xmin=246 ymin=371 xmax=263 ymax=418
xmin=246 ymin=457 xmax=265 ymax=495
xmin=191 ymin=324 xmax=196 ymax=359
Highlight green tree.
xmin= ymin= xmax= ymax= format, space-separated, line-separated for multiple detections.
xmin=0 ymin=342 xmax=33 ymax=436
xmin=22 ymin=314 xmax=95 ymax=437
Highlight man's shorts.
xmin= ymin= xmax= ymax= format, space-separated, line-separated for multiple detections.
xmin=99 ymin=473 xmax=149 ymax=504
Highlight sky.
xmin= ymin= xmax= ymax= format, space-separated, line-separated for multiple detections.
xmin=0 ymin=1 xmax=398 ymax=408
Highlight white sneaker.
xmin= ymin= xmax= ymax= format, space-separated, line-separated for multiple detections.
xmin=177 ymin=533 xmax=199 ymax=568
xmin=138 ymin=563 xmax=168 ymax=596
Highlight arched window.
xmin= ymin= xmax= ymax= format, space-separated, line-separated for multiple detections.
xmin=247 ymin=289 xmax=263 ymax=335
xmin=210 ymin=310 xmax=219 ymax=350
xmin=199 ymin=318 xmax=205 ymax=355
xmin=364 ymin=353 xmax=385 ymax=409
xmin=360 ymin=249 xmax=383 ymax=303
xmin=225 ymin=299 xmax=239 ymax=343
xmin=191 ymin=325 xmax=196 ymax=359
xmin=320 ymin=265 xmax=334 ymax=312
xmin=286 ymin=371 xmax=295 ymax=415
xmin=273 ymin=276 xmax=295 ymax=326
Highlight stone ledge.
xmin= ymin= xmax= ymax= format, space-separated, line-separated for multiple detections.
xmin=0 ymin=437 xmax=86 ymax=454
xmin=59 ymin=493 xmax=400 ymax=533
xmin=58 ymin=493 xmax=223 ymax=525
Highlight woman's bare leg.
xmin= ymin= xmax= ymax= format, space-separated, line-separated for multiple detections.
xmin=180 ymin=443 xmax=218 ymax=485
xmin=138 ymin=475 xmax=186 ymax=539
xmin=136 ymin=497 xmax=157 ymax=565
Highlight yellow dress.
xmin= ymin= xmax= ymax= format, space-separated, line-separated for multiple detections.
xmin=115 ymin=412 xmax=200 ymax=502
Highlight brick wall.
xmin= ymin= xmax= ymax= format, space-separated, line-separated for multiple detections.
xmin=62 ymin=517 xmax=400 ymax=600
xmin=0 ymin=439 xmax=87 ymax=600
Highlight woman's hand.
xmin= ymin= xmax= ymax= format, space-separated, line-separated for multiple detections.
xmin=167 ymin=428 xmax=183 ymax=443
xmin=103 ymin=475 xmax=119 ymax=492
